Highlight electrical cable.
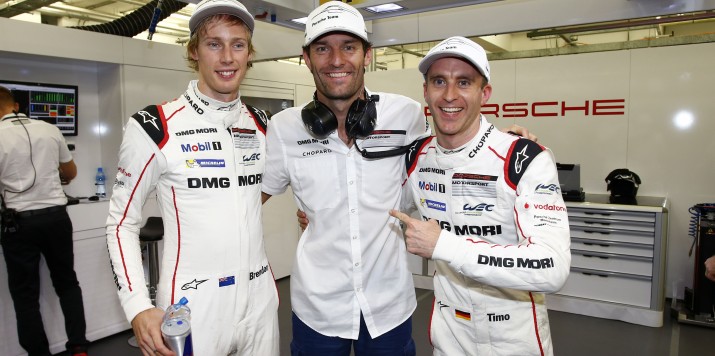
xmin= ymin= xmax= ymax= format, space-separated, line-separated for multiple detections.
xmin=148 ymin=0 xmax=165 ymax=40
xmin=688 ymin=203 xmax=715 ymax=256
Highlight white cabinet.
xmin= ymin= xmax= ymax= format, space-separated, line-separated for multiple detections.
xmin=546 ymin=194 xmax=668 ymax=327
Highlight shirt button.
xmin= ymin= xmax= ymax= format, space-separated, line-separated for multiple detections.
xmin=357 ymin=287 xmax=362 ymax=292
xmin=355 ymin=262 xmax=360 ymax=267
xmin=351 ymin=209 xmax=356 ymax=214
xmin=352 ymin=235 xmax=357 ymax=240
xmin=349 ymin=180 xmax=354 ymax=185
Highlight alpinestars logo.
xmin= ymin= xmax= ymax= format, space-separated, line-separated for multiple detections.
xmin=515 ymin=146 xmax=529 ymax=174
xmin=137 ymin=110 xmax=159 ymax=130
xmin=181 ymin=278 xmax=208 ymax=290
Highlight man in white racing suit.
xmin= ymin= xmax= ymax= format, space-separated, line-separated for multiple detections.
xmin=391 ymin=37 xmax=571 ymax=356
xmin=106 ymin=1 xmax=279 ymax=355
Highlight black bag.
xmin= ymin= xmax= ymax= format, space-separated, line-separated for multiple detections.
xmin=605 ymin=168 xmax=641 ymax=204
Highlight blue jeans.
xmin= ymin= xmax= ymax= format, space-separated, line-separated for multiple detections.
xmin=290 ymin=312 xmax=416 ymax=356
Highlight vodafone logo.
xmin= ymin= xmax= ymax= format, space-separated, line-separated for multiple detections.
xmin=524 ymin=202 xmax=566 ymax=212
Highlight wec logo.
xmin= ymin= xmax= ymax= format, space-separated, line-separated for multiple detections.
xmin=535 ymin=183 xmax=560 ymax=194
xmin=243 ymin=153 xmax=261 ymax=162
xmin=463 ymin=203 xmax=494 ymax=212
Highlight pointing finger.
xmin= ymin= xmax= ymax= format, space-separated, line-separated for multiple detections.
xmin=389 ymin=209 xmax=411 ymax=223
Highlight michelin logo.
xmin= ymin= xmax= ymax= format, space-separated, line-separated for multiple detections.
xmin=421 ymin=198 xmax=446 ymax=211
xmin=186 ymin=159 xmax=226 ymax=168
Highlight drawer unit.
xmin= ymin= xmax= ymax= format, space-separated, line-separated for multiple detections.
xmin=571 ymin=250 xmax=653 ymax=276
xmin=558 ymin=267 xmax=652 ymax=307
xmin=571 ymin=238 xmax=654 ymax=258
xmin=548 ymin=194 xmax=668 ymax=327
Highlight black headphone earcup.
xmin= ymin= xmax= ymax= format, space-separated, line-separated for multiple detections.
xmin=346 ymin=98 xmax=376 ymax=139
xmin=302 ymin=100 xmax=337 ymax=139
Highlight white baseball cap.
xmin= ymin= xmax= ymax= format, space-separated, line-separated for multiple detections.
xmin=189 ymin=0 xmax=254 ymax=35
xmin=418 ymin=36 xmax=491 ymax=82
xmin=304 ymin=1 xmax=368 ymax=46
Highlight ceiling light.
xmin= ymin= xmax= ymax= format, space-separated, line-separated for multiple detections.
xmin=291 ymin=17 xmax=307 ymax=25
xmin=364 ymin=4 xmax=405 ymax=14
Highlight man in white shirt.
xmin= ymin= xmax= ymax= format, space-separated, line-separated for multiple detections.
xmin=0 ymin=86 xmax=88 ymax=356
xmin=261 ymin=1 xmax=427 ymax=355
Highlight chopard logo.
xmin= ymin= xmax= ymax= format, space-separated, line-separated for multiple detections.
xmin=468 ymin=125 xmax=494 ymax=158
xmin=184 ymin=92 xmax=206 ymax=115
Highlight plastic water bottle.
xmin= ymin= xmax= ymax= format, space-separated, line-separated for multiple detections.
xmin=95 ymin=167 xmax=106 ymax=198
xmin=161 ymin=297 xmax=193 ymax=356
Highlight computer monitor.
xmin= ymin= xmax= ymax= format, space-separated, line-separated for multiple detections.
xmin=0 ymin=80 xmax=78 ymax=136
xmin=556 ymin=163 xmax=582 ymax=193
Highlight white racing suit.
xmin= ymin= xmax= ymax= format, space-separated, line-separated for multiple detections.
xmin=106 ymin=82 xmax=279 ymax=355
xmin=403 ymin=115 xmax=571 ymax=356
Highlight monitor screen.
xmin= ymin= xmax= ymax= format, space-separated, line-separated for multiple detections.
xmin=0 ymin=80 xmax=78 ymax=136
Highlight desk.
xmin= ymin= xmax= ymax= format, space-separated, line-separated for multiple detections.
xmin=0 ymin=201 xmax=129 ymax=356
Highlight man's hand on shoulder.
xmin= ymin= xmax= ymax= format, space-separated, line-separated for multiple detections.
xmin=503 ymin=124 xmax=538 ymax=142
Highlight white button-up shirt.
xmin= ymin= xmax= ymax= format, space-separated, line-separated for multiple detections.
xmin=262 ymin=90 xmax=429 ymax=339
xmin=0 ymin=113 xmax=71 ymax=211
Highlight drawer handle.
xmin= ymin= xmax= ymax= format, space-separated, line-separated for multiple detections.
xmin=584 ymin=212 xmax=612 ymax=216
xmin=582 ymin=254 xmax=609 ymax=259
xmin=583 ymin=242 xmax=611 ymax=248
xmin=583 ymin=230 xmax=610 ymax=235
xmin=582 ymin=272 xmax=608 ymax=278
xmin=584 ymin=221 xmax=611 ymax=226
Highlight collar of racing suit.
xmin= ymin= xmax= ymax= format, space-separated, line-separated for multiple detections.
xmin=435 ymin=114 xmax=494 ymax=170
xmin=186 ymin=80 xmax=242 ymax=129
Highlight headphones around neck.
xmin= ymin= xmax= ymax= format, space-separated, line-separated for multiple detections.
xmin=301 ymin=90 xmax=379 ymax=140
